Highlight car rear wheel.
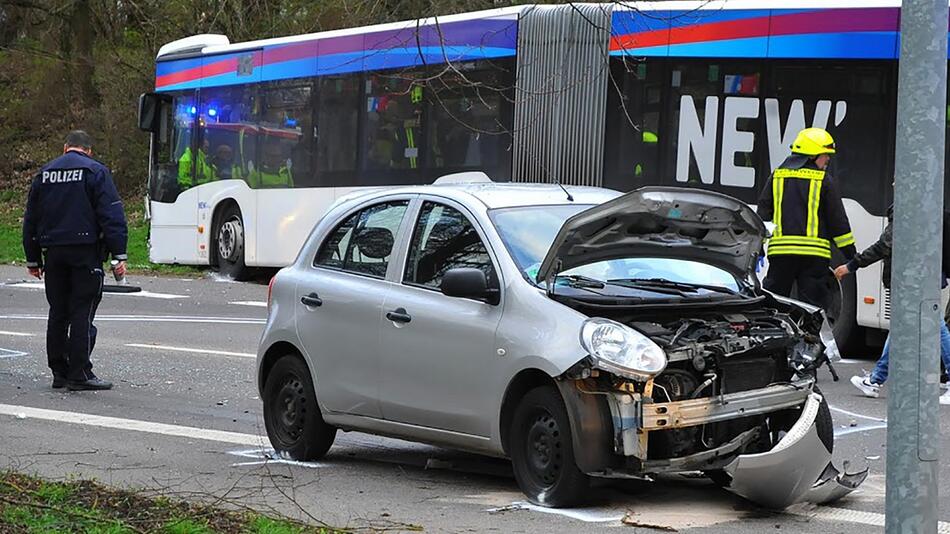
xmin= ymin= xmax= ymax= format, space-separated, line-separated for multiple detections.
xmin=263 ymin=355 xmax=336 ymax=461
xmin=509 ymin=386 xmax=590 ymax=507
xmin=215 ymin=204 xmax=250 ymax=281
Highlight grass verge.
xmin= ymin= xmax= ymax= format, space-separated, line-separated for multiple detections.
xmin=0 ymin=471 xmax=345 ymax=534
xmin=0 ymin=199 xmax=204 ymax=277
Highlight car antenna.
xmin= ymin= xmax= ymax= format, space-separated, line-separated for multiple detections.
xmin=553 ymin=175 xmax=574 ymax=202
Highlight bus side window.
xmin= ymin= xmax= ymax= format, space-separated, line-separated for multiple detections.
xmin=258 ymin=83 xmax=313 ymax=188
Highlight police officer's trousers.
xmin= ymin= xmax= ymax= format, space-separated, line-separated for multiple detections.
xmin=763 ymin=255 xmax=830 ymax=309
xmin=43 ymin=244 xmax=104 ymax=381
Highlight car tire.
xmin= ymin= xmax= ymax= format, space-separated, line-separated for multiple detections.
xmin=509 ymin=386 xmax=590 ymax=508
xmin=263 ymin=355 xmax=336 ymax=461
xmin=215 ymin=204 xmax=251 ymax=281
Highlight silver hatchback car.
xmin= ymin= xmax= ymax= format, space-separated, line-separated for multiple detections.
xmin=257 ymin=174 xmax=866 ymax=509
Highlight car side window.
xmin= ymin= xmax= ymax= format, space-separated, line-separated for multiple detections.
xmin=404 ymin=201 xmax=496 ymax=289
xmin=315 ymin=201 xmax=408 ymax=277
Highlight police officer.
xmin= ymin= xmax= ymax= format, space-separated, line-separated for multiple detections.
xmin=756 ymin=127 xmax=856 ymax=308
xmin=22 ymin=130 xmax=127 ymax=391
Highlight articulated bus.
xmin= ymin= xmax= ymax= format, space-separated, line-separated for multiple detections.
xmin=140 ymin=1 xmax=950 ymax=354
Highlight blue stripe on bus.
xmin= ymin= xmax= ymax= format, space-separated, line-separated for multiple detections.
xmin=666 ymin=36 xmax=771 ymax=58
xmin=767 ymin=32 xmax=899 ymax=59
xmin=157 ymin=45 xmax=516 ymax=91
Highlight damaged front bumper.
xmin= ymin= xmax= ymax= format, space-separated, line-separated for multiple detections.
xmin=721 ymin=392 xmax=868 ymax=508
xmin=559 ymin=379 xmax=867 ymax=509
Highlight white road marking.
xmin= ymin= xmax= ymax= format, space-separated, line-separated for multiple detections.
xmin=0 ymin=404 xmax=265 ymax=446
xmin=4 ymin=282 xmax=188 ymax=300
xmin=830 ymin=405 xmax=887 ymax=422
xmin=126 ymin=343 xmax=256 ymax=359
xmin=486 ymin=502 xmax=624 ymax=523
xmin=227 ymin=448 xmax=326 ymax=469
xmin=230 ymin=301 xmax=267 ymax=308
xmin=837 ymin=358 xmax=874 ymax=365
xmin=788 ymin=505 xmax=950 ymax=533
xmin=834 ymin=423 xmax=889 ymax=437
xmin=0 ymin=348 xmax=28 ymax=359
xmin=0 ymin=331 xmax=33 ymax=337
xmin=0 ymin=314 xmax=265 ymax=325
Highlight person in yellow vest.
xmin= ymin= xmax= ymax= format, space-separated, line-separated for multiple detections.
xmin=756 ymin=128 xmax=856 ymax=308
xmin=211 ymin=144 xmax=243 ymax=181
xmin=634 ymin=130 xmax=658 ymax=177
xmin=177 ymin=138 xmax=214 ymax=190
xmin=247 ymin=141 xmax=293 ymax=188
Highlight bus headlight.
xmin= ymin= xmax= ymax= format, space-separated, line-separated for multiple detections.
xmin=580 ymin=318 xmax=667 ymax=381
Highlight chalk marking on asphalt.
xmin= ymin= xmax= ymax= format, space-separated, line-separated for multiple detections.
xmin=787 ymin=505 xmax=950 ymax=533
xmin=230 ymin=301 xmax=267 ymax=308
xmin=486 ymin=502 xmax=623 ymax=523
xmin=0 ymin=348 xmax=28 ymax=359
xmin=0 ymin=314 xmax=265 ymax=325
xmin=0 ymin=331 xmax=33 ymax=337
xmin=227 ymin=449 xmax=326 ymax=469
xmin=834 ymin=423 xmax=888 ymax=437
xmin=126 ymin=343 xmax=256 ymax=359
xmin=837 ymin=358 xmax=873 ymax=365
xmin=4 ymin=282 xmax=188 ymax=300
xmin=830 ymin=405 xmax=887 ymax=422
xmin=0 ymin=404 xmax=266 ymax=446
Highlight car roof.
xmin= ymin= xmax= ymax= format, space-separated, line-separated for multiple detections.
xmin=342 ymin=182 xmax=621 ymax=210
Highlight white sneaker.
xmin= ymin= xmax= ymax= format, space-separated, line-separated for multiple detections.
xmin=851 ymin=375 xmax=882 ymax=398
xmin=940 ymin=390 xmax=950 ymax=406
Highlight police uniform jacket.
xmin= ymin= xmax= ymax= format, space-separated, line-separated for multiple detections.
xmin=756 ymin=155 xmax=856 ymax=260
xmin=22 ymin=150 xmax=128 ymax=268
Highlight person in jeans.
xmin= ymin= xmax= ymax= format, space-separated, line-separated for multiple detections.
xmin=834 ymin=206 xmax=950 ymax=405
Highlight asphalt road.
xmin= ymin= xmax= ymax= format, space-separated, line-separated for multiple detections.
xmin=1 ymin=264 xmax=949 ymax=533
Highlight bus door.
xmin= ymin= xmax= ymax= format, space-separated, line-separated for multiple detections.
xmin=196 ymin=50 xmax=262 ymax=263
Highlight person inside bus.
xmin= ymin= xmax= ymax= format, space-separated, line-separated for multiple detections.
xmin=211 ymin=144 xmax=242 ymax=180
xmin=177 ymin=138 xmax=214 ymax=190
xmin=247 ymin=140 xmax=293 ymax=188
xmin=836 ymin=205 xmax=950 ymax=406
xmin=756 ymin=127 xmax=856 ymax=309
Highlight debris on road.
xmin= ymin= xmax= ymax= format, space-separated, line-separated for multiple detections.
xmin=621 ymin=512 xmax=678 ymax=531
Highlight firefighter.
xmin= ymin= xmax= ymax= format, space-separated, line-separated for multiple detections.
xmin=756 ymin=127 xmax=856 ymax=308
xmin=22 ymin=130 xmax=127 ymax=391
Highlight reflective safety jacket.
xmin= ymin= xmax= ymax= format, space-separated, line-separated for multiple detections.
xmin=178 ymin=147 xmax=214 ymax=190
xmin=247 ymin=167 xmax=293 ymax=188
xmin=756 ymin=157 xmax=856 ymax=260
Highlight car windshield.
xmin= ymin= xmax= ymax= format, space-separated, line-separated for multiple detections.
xmin=489 ymin=205 xmax=740 ymax=292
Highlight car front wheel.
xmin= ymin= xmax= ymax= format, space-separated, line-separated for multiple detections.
xmin=509 ymin=386 xmax=590 ymax=507
xmin=263 ymin=355 xmax=336 ymax=461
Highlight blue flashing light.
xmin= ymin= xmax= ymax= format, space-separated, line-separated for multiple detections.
xmin=189 ymin=105 xmax=197 ymax=115
xmin=285 ymin=118 xmax=297 ymax=127
xmin=208 ymin=108 xmax=218 ymax=117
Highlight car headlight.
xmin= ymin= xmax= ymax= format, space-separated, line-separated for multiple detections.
xmin=580 ymin=318 xmax=667 ymax=381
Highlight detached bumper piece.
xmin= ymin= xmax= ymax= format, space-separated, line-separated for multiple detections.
xmin=721 ymin=393 xmax=868 ymax=509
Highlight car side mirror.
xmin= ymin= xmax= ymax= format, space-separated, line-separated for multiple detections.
xmin=138 ymin=92 xmax=169 ymax=133
xmin=441 ymin=268 xmax=498 ymax=304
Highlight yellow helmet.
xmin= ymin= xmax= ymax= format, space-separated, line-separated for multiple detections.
xmin=791 ymin=128 xmax=836 ymax=156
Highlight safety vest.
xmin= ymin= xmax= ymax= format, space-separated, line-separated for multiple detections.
xmin=766 ymin=167 xmax=855 ymax=259
xmin=247 ymin=167 xmax=293 ymax=188
xmin=177 ymin=147 xmax=214 ymax=189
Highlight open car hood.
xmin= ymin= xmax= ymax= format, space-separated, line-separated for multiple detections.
xmin=536 ymin=186 xmax=767 ymax=283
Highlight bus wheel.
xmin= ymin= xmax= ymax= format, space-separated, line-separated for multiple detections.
xmin=826 ymin=268 xmax=864 ymax=357
xmin=215 ymin=204 xmax=250 ymax=281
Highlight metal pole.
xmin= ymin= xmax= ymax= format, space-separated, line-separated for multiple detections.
xmin=887 ymin=0 xmax=946 ymax=531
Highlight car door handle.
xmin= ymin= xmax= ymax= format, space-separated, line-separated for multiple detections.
xmin=300 ymin=293 xmax=323 ymax=307
xmin=386 ymin=308 xmax=411 ymax=324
